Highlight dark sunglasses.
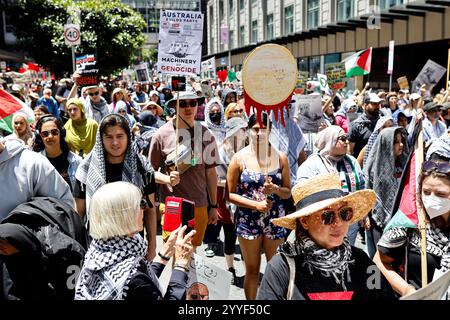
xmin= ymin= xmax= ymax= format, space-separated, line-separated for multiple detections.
xmin=422 ymin=161 xmax=450 ymax=174
xmin=40 ymin=128 xmax=60 ymax=138
xmin=189 ymin=293 xmax=208 ymax=300
xmin=88 ymin=91 xmax=100 ymax=96
xmin=337 ymin=135 xmax=348 ymax=142
xmin=232 ymin=109 xmax=244 ymax=114
xmin=140 ymin=198 xmax=148 ymax=209
xmin=179 ymin=100 xmax=198 ymax=108
xmin=321 ymin=207 xmax=354 ymax=225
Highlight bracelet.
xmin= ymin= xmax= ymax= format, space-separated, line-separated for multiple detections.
xmin=158 ymin=252 xmax=171 ymax=261
xmin=174 ymin=263 xmax=189 ymax=273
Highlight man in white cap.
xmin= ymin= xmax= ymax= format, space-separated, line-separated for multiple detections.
xmin=348 ymin=92 xmax=382 ymax=157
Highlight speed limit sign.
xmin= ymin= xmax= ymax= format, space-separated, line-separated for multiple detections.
xmin=64 ymin=24 xmax=81 ymax=45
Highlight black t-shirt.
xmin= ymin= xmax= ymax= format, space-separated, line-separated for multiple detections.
xmin=257 ymin=246 xmax=396 ymax=300
xmin=348 ymin=114 xmax=379 ymax=158
xmin=48 ymin=153 xmax=71 ymax=190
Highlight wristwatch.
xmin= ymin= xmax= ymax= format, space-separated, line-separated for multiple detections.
xmin=209 ymin=203 xmax=218 ymax=209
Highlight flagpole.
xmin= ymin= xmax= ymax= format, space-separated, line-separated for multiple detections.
xmin=446 ymin=48 xmax=450 ymax=91
xmin=415 ymin=123 xmax=427 ymax=287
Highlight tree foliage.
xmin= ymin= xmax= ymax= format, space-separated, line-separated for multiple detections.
xmin=8 ymin=0 xmax=146 ymax=77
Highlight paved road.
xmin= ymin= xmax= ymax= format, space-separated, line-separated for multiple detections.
xmin=156 ymin=226 xmax=366 ymax=300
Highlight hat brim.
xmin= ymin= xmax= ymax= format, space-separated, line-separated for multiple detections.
xmin=271 ymin=190 xmax=376 ymax=230
xmin=142 ymin=104 xmax=163 ymax=117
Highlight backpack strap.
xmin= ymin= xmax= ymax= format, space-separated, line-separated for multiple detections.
xmin=281 ymin=252 xmax=296 ymax=300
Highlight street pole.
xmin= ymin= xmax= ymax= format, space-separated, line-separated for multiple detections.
xmin=71 ymin=45 xmax=76 ymax=74
xmin=389 ymin=74 xmax=392 ymax=92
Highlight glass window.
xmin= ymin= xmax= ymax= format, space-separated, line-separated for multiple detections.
xmin=380 ymin=0 xmax=404 ymax=9
xmin=240 ymin=0 xmax=245 ymax=12
xmin=309 ymin=56 xmax=320 ymax=77
xmin=239 ymin=25 xmax=245 ymax=46
xmin=229 ymin=0 xmax=234 ymax=13
xmin=251 ymin=0 xmax=258 ymax=6
xmin=230 ymin=30 xmax=234 ymax=49
xmin=307 ymin=0 xmax=319 ymax=29
xmin=337 ymin=0 xmax=353 ymax=21
xmin=266 ymin=14 xmax=274 ymax=40
xmin=284 ymin=5 xmax=294 ymax=35
xmin=251 ymin=20 xmax=258 ymax=43
xmin=219 ymin=0 xmax=224 ymax=22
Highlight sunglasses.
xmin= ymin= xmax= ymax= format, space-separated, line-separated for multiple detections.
xmin=321 ymin=207 xmax=354 ymax=225
xmin=88 ymin=91 xmax=100 ymax=97
xmin=337 ymin=135 xmax=348 ymax=142
xmin=422 ymin=161 xmax=450 ymax=174
xmin=179 ymin=100 xmax=198 ymax=108
xmin=140 ymin=198 xmax=148 ymax=209
xmin=232 ymin=109 xmax=244 ymax=114
xmin=189 ymin=293 xmax=208 ymax=300
xmin=40 ymin=128 xmax=60 ymax=138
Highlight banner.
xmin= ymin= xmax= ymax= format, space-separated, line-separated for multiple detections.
xmin=325 ymin=63 xmax=347 ymax=90
xmin=412 ymin=59 xmax=446 ymax=93
xmin=317 ymin=73 xmax=331 ymax=94
xmin=201 ymin=57 xmax=216 ymax=79
xmin=157 ymin=10 xmax=204 ymax=76
xmin=295 ymin=94 xmax=323 ymax=133
xmin=387 ymin=40 xmax=395 ymax=75
xmin=187 ymin=253 xmax=231 ymax=300
xmin=75 ymin=54 xmax=98 ymax=87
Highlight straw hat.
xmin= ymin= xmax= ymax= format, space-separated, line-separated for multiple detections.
xmin=142 ymin=101 xmax=163 ymax=117
xmin=271 ymin=173 xmax=376 ymax=230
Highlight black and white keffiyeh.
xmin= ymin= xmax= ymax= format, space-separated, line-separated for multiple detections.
xmin=379 ymin=224 xmax=450 ymax=272
xmin=283 ymin=234 xmax=355 ymax=290
xmin=75 ymin=234 xmax=148 ymax=300
xmin=75 ymin=119 xmax=154 ymax=219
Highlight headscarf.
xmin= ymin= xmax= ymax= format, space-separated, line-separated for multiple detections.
xmin=86 ymin=96 xmax=110 ymax=124
xmin=10 ymin=112 xmax=33 ymax=148
xmin=64 ymin=98 xmax=98 ymax=157
xmin=334 ymin=98 xmax=357 ymax=118
xmin=75 ymin=114 xmax=153 ymax=219
xmin=364 ymin=127 xmax=409 ymax=229
xmin=75 ymin=234 xmax=160 ymax=300
xmin=314 ymin=125 xmax=343 ymax=157
xmin=279 ymin=232 xmax=354 ymax=291
xmin=363 ymin=116 xmax=393 ymax=167
xmin=426 ymin=134 xmax=450 ymax=160
xmin=203 ymin=97 xmax=225 ymax=142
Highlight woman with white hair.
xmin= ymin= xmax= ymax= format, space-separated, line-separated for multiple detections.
xmin=6 ymin=112 xmax=34 ymax=149
xmin=75 ymin=181 xmax=196 ymax=300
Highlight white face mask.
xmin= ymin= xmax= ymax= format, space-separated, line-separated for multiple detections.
xmin=422 ymin=195 xmax=450 ymax=219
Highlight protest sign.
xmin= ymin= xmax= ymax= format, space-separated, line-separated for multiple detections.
xmin=157 ymin=10 xmax=204 ymax=76
xmin=317 ymin=73 xmax=331 ymax=94
xmin=201 ymin=57 xmax=216 ymax=79
xmin=295 ymin=94 xmax=323 ymax=133
xmin=325 ymin=63 xmax=347 ymax=90
xmin=294 ymin=71 xmax=309 ymax=94
xmin=401 ymin=269 xmax=450 ymax=300
xmin=397 ymin=76 xmax=409 ymax=90
xmin=75 ymin=54 xmax=98 ymax=87
xmin=412 ymin=59 xmax=446 ymax=93
xmin=135 ymin=63 xmax=150 ymax=83
xmin=187 ymin=253 xmax=232 ymax=300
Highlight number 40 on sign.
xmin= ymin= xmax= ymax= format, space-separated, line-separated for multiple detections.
xmin=64 ymin=24 xmax=81 ymax=46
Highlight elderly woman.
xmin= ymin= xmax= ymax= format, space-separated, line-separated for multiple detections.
xmin=75 ymin=181 xmax=196 ymax=300
xmin=7 ymin=112 xmax=34 ymax=148
xmin=374 ymin=137 xmax=450 ymax=297
xmin=32 ymin=115 xmax=81 ymax=194
xmin=64 ymin=98 xmax=98 ymax=158
xmin=296 ymin=126 xmax=365 ymax=245
xmin=257 ymin=173 xmax=395 ymax=300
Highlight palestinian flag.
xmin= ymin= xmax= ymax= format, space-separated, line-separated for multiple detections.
xmin=343 ymin=48 xmax=372 ymax=78
xmin=0 ymin=89 xmax=34 ymax=134
xmin=384 ymin=123 xmax=422 ymax=231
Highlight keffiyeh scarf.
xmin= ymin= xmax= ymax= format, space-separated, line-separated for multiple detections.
xmin=283 ymin=234 xmax=355 ymax=291
xmin=75 ymin=234 xmax=149 ymax=300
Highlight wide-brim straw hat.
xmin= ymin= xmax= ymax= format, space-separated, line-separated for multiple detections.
xmin=166 ymin=91 xmax=205 ymax=109
xmin=142 ymin=101 xmax=163 ymax=117
xmin=271 ymin=173 xmax=376 ymax=230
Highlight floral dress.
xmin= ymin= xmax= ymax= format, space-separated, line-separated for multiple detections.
xmin=235 ymin=161 xmax=286 ymax=240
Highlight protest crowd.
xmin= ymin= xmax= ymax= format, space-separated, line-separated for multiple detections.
xmin=0 ymin=51 xmax=450 ymax=302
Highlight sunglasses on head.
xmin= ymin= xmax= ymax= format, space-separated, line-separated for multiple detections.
xmin=320 ymin=207 xmax=354 ymax=225
xmin=88 ymin=91 xmax=100 ymax=97
xmin=422 ymin=161 xmax=450 ymax=174
xmin=179 ymin=100 xmax=198 ymax=108
xmin=40 ymin=128 xmax=60 ymax=138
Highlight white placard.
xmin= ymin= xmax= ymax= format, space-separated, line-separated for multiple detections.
xmin=64 ymin=24 xmax=81 ymax=46
xmin=157 ymin=10 xmax=204 ymax=76
xmin=295 ymin=94 xmax=323 ymax=133
xmin=401 ymin=269 xmax=450 ymax=300
xmin=186 ymin=253 xmax=232 ymax=300
xmin=201 ymin=57 xmax=216 ymax=79
xmin=387 ymin=40 xmax=395 ymax=75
